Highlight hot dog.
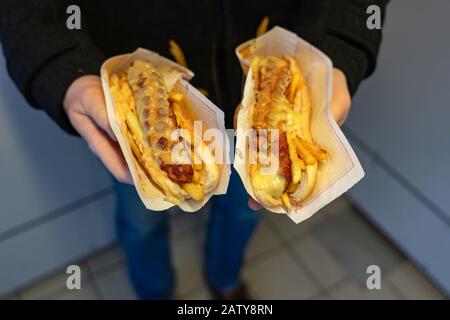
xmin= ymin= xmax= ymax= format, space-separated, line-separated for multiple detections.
xmin=110 ymin=60 xmax=219 ymax=204
xmin=248 ymin=55 xmax=328 ymax=211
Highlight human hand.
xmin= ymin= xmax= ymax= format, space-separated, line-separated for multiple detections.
xmin=63 ymin=75 xmax=133 ymax=184
xmin=330 ymin=68 xmax=351 ymax=126
xmin=247 ymin=68 xmax=352 ymax=211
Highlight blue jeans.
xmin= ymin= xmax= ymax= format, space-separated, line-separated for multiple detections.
xmin=114 ymin=169 xmax=261 ymax=299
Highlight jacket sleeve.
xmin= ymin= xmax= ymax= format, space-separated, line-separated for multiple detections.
xmin=319 ymin=0 xmax=389 ymax=95
xmin=0 ymin=0 xmax=105 ymax=135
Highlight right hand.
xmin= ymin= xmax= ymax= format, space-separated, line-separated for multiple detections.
xmin=63 ymin=75 xmax=133 ymax=184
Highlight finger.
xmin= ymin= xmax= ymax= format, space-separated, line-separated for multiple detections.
xmin=71 ymin=112 xmax=133 ymax=184
xmin=82 ymin=86 xmax=117 ymax=141
xmin=331 ymin=93 xmax=350 ymax=126
xmin=234 ymin=103 xmax=242 ymax=130
xmin=248 ymin=198 xmax=262 ymax=211
xmin=332 ymin=69 xmax=351 ymax=126
xmin=331 ymin=102 xmax=346 ymax=126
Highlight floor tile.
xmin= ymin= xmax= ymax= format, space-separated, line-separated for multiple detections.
xmin=245 ymin=219 xmax=282 ymax=261
xmin=95 ymin=264 xmax=137 ymax=300
xmin=311 ymin=205 xmax=405 ymax=284
xmin=171 ymin=208 xmax=209 ymax=239
xmin=20 ymin=263 xmax=88 ymax=300
xmin=308 ymin=291 xmax=333 ymax=300
xmin=3 ymin=293 xmax=21 ymax=300
xmin=181 ymin=286 xmax=212 ymax=300
xmin=172 ymin=226 xmax=206 ymax=296
xmin=86 ymin=245 xmax=125 ymax=274
xmin=320 ymin=197 xmax=354 ymax=219
xmin=387 ymin=262 xmax=445 ymax=300
xmin=329 ymin=278 xmax=398 ymax=300
xmin=243 ymin=248 xmax=320 ymax=299
xmin=11 ymin=194 xmax=443 ymax=301
xmin=45 ymin=283 xmax=98 ymax=300
xmin=291 ymin=233 xmax=347 ymax=288
xmin=264 ymin=211 xmax=315 ymax=241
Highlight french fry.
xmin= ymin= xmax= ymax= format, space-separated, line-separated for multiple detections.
xmin=237 ymin=16 xmax=269 ymax=70
xmin=120 ymin=82 xmax=137 ymax=114
xmin=295 ymin=138 xmax=317 ymax=165
xmin=298 ymin=137 xmax=328 ymax=161
xmin=250 ymin=55 xmax=261 ymax=83
xmin=172 ymin=101 xmax=193 ymax=134
xmin=110 ymin=78 xmax=131 ymax=131
xmin=124 ymin=109 xmax=188 ymax=204
xmin=118 ymin=71 xmax=127 ymax=84
xmin=291 ymin=162 xmax=318 ymax=203
xmin=110 ymin=86 xmax=124 ymax=122
xmin=169 ymin=39 xmax=187 ymax=67
xmin=281 ymin=192 xmax=292 ymax=210
xmin=256 ymin=16 xmax=270 ymax=37
xmin=286 ymin=57 xmax=302 ymax=104
xmin=299 ymin=86 xmax=313 ymax=143
xmin=287 ymin=182 xmax=298 ymax=193
xmin=192 ymin=168 xmax=201 ymax=184
xmin=110 ymin=73 xmax=120 ymax=88
xmin=126 ymin=129 xmax=162 ymax=197
xmin=286 ymin=130 xmax=302 ymax=184
xmin=125 ymin=110 xmax=144 ymax=146
xmin=194 ymin=163 xmax=203 ymax=172
xmin=169 ymin=92 xmax=184 ymax=102
xmin=196 ymin=88 xmax=209 ymax=97
xmin=168 ymin=41 xmax=208 ymax=97
xmin=292 ymin=84 xmax=302 ymax=114
xmin=287 ymin=57 xmax=313 ymax=142
xmin=288 ymin=73 xmax=299 ymax=104
xmin=126 ymin=129 xmax=142 ymax=164
xmin=182 ymin=183 xmax=204 ymax=201
xmin=239 ymin=44 xmax=251 ymax=60
xmin=298 ymin=158 xmax=306 ymax=171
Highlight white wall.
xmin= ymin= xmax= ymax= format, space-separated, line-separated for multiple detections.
xmin=0 ymin=50 xmax=116 ymax=296
xmin=346 ymin=0 xmax=450 ymax=296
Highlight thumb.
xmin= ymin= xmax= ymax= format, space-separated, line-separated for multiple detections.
xmin=248 ymin=198 xmax=262 ymax=211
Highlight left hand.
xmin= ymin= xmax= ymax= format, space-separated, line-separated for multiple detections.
xmin=247 ymin=68 xmax=352 ymax=211
xmin=330 ymin=68 xmax=352 ymax=126
xmin=63 ymin=75 xmax=133 ymax=185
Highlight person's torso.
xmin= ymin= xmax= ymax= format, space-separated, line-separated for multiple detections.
xmin=80 ymin=0 xmax=329 ymax=127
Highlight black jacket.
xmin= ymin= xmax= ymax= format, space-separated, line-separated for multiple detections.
xmin=0 ymin=0 xmax=388 ymax=134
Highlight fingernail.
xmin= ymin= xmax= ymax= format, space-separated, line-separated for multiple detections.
xmin=110 ymin=132 xmax=117 ymax=141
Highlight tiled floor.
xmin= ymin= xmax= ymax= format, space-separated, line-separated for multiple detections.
xmin=3 ymin=197 xmax=446 ymax=300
